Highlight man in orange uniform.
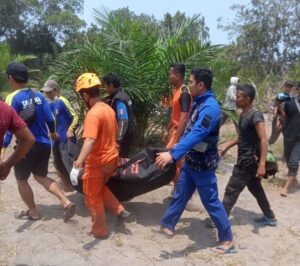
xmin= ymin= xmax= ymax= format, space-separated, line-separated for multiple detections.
xmin=70 ymin=73 xmax=130 ymax=238
xmin=163 ymin=63 xmax=192 ymax=185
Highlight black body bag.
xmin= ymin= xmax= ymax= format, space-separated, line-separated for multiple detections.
xmin=107 ymin=148 xmax=176 ymax=201
xmin=55 ymin=143 xmax=176 ymax=201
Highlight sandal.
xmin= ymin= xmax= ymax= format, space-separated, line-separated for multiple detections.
xmin=211 ymin=245 xmax=237 ymax=254
xmin=63 ymin=202 xmax=76 ymax=222
xmin=14 ymin=210 xmax=41 ymax=221
xmin=254 ymin=216 xmax=277 ymax=226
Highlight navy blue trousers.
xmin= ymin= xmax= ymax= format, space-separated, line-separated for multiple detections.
xmin=160 ymin=163 xmax=233 ymax=242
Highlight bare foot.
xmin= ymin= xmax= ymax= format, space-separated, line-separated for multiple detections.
xmin=160 ymin=226 xmax=174 ymax=237
xmin=15 ymin=209 xmax=41 ymax=220
xmin=280 ymin=188 xmax=288 ymax=197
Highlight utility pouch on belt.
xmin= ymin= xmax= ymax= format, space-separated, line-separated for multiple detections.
xmin=193 ymin=142 xmax=208 ymax=153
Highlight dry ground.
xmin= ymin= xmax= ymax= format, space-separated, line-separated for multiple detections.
xmin=0 ymin=120 xmax=299 ymax=266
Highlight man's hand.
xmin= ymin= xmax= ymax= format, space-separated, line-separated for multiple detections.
xmin=275 ymin=117 xmax=282 ymax=129
xmin=0 ymin=161 xmax=11 ymax=180
xmin=271 ymin=106 xmax=277 ymax=116
xmin=218 ymin=138 xmax=238 ymax=158
xmin=73 ymin=160 xmax=83 ymax=169
xmin=256 ymin=164 xmax=266 ymax=178
xmin=67 ymin=129 xmax=75 ymax=138
xmin=155 ymin=152 xmax=173 ymax=170
xmin=162 ymin=131 xmax=169 ymax=144
xmin=49 ymin=132 xmax=59 ymax=141
xmin=0 ymin=149 xmax=5 ymax=161
xmin=219 ymin=147 xmax=228 ymax=158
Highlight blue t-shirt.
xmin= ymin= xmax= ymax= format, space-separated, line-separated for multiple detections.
xmin=50 ymin=96 xmax=78 ymax=144
xmin=4 ymin=88 xmax=55 ymax=147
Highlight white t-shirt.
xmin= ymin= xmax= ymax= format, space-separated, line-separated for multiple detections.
xmin=223 ymin=85 xmax=237 ymax=111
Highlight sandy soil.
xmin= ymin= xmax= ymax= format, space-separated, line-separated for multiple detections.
xmin=0 ymin=121 xmax=300 ymax=266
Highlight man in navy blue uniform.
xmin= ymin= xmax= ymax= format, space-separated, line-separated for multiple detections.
xmin=103 ymin=73 xmax=135 ymax=157
xmin=155 ymin=68 xmax=235 ymax=254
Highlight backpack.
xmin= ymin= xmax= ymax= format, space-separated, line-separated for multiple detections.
xmin=18 ymin=89 xmax=36 ymax=124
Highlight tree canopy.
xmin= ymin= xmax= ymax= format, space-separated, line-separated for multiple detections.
xmin=0 ymin=0 xmax=86 ymax=55
xmin=219 ymin=0 xmax=300 ymax=77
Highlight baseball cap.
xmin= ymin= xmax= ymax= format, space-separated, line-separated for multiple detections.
xmin=6 ymin=62 xmax=28 ymax=83
xmin=284 ymin=80 xmax=294 ymax=87
xmin=41 ymin=80 xmax=59 ymax=92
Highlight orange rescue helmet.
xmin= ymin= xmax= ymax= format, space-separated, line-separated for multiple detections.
xmin=75 ymin=73 xmax=101 ymax=92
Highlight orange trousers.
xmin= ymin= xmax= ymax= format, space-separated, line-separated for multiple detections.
xmin=83 ymin=159 xmax=124 ymax=237
xmin=166 ymin=128 xmax=182 ymax=185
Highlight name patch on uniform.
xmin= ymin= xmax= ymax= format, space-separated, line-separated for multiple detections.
xmin=201 ymin=115 xmax=212 ymax=130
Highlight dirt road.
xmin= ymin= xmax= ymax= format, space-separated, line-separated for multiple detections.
xmin=0 ymin=122 xmax=299 ymax=265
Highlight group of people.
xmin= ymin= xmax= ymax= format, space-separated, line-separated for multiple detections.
xmin=0 ymin=64 xmax=134 ymax=231
xmin=0 ymin=61 xmax=299 ymax=255
xmin=156 ymin=65 xmax=277 ymax=254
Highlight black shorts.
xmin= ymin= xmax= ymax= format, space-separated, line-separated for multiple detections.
xmin=14 ymin=142 xmax=51 ymax=180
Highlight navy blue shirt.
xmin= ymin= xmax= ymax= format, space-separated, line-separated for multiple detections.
xmin=170 ymin=90 xmax=220 ymax=173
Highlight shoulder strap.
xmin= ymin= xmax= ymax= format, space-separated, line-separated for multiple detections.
xmin=294 ymin=97 xmax=300 ymax=114
xmin=180 ymin=85 xmax=190 ymax=94
xmin=29 ymin=88 xmax=36 ymax=105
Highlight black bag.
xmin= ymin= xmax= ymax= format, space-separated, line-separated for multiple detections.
xmin=54 ymin=140 xmax=82 ymax=192
xmin=56 ymin=144 xmax=176 ymax=201
xmin=18 ymin=89 xmax=36 ymax=124
xmin=107 ymin=148 xmax=176 ymax=201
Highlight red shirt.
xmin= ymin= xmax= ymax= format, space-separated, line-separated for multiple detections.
xmin=0 ymin=101 xmax=26 ymax=148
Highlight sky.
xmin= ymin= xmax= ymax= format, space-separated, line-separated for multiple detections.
xmin=82 ymin=0 xmax=250 ymax=45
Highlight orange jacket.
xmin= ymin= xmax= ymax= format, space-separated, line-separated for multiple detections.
xmin=171 ymin=85 xmax=191 ymax=128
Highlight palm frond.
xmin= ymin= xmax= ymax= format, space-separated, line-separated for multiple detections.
xmin=48 ymin=8 xmax=220 ymax=145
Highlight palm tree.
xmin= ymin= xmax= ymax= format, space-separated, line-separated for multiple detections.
xmin=48 ymin=8 xmax=222 ymax=146
xmin=0 ymin=43 xmax=39 ymax=97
